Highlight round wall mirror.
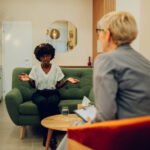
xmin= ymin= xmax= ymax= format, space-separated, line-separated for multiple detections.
xmin=46 ymin=20 xmax=77 ymax=53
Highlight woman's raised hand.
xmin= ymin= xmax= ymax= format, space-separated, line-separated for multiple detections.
xmin=67 ymin=77 xmax=80 ymax=83
xmin=18 ymin=73 xmax=30 ymax=81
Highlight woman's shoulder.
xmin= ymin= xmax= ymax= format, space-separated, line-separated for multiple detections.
xmin=95 ymin=52 xmax=112 ymax=63
xmin=31 ymin=64 xmax=41 ymax=71
xmin=94 ymin=51 xmax=120 ymax=70
xmin=95 ymin=47 xmax=126 ymax=62
xmin=51 ymin=63 xmax=62 ymax=71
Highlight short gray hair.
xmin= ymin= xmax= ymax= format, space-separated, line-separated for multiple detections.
xmin=97 ymin=11 xmax=138 ymax=45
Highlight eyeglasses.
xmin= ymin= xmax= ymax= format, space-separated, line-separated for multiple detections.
xmin=96 ymin=28 xmax=105 ymax=33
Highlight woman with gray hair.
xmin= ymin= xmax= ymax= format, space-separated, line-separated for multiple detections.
xmin=57 ymin=11 xmax=150 ymax=150
xmin=94 ymin=11 xmax=150 ymax=122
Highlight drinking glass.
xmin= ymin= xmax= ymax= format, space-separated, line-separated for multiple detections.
xmin=61 ymin=106 xmax=69 ymax=116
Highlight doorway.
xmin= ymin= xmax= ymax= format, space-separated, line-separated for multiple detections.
xmin=2 ymin=21 xmax=32 ymax=97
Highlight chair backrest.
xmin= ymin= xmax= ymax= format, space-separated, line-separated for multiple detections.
xmin=12 ymin=67 xmax=93 ymax=101
xmin=67 ymin=116 xmax=150 ymax=150
xmin=59 ymin=67 xmax=93 ymax=99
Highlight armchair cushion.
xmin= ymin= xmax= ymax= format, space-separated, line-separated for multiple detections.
xmin=19 ymin=101 xmax=39 ymax=115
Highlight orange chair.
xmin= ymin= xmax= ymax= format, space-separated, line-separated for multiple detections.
xmin=67 ymin=116 xmax=150 ymax=150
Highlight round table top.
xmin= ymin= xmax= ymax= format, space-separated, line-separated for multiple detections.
xmin=41 ymin=114 xmax=81 ymax=131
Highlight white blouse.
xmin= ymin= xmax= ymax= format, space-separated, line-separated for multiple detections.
xmin=29 ymin=63 xmax=64 ymax=90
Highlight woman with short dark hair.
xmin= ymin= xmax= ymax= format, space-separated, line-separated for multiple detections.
xmin=19 ymin=43 xmax=79 ymax=149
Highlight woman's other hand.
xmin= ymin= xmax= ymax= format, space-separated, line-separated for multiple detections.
xmin=67 ymin=77 xmax=80 ymax=83
xmin=18 ymin=73 xmax=30 ymax=81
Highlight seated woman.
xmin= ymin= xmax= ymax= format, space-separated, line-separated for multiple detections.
xmin=57 ymin=10 xmax=150 ymax=150
xmin=19 ymin=43 xmax=79 ymax=149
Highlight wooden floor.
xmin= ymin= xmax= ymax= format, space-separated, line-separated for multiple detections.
xmin=0 ymin=100 xmax=65 ymax=150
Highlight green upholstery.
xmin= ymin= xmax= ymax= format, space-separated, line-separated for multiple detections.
xmin=88 ymin=88 xmax=94 ymax=104
xmin=5 ymin=67 xmax=93 ymax=126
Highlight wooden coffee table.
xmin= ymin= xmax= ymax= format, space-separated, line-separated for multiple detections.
xmin=41 ymin=114 xmax=81 ymax=150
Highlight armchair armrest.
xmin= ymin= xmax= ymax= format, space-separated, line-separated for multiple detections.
xmin=67 ymin=116 xmax=150 ymax=150
xmin=5 ymin=88 xmax=23 ymax=125
xmin=68 ymin=138 xmax=92 ymax=150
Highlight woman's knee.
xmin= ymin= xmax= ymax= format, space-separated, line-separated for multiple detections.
xmin=32 ymin=95 xmax=47 ymax=105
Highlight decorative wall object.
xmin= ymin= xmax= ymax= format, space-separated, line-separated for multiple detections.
xmin=49 ymin=28 xmax=60 ymax=39
xmin=46 ymin=20 xmax=77 ymax=53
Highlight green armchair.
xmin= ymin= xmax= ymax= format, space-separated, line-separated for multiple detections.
xmin=5 ymin=67 xmax=94 ymax=138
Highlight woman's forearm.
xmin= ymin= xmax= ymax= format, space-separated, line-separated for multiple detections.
xmin=56 ymin=79 xmax=68 ymax=89
xmin=29 ymin=79 xmax=36 ymax=88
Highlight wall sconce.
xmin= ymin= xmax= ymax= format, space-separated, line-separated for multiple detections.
xmin=50 ymin=28 xmax=60 ymax=39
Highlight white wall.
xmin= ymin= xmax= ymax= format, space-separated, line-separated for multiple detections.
xmin=116 ymin=0 xmax=150 ymax=60
xmin=140 ymin=0 xmax=150 ymax=60
xmin=0 ymin=0 xmax=93 ymax=66
xmin=116 ymin=0 xmax=141 ymax=51
xmin=0 ymin=28 xmax=1 ymax=55
xmin=1 ymin=0 xmax=150 ymax=72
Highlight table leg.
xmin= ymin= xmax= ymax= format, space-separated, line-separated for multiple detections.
xmin=45 ymin=129 xmax=53 ymax=150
